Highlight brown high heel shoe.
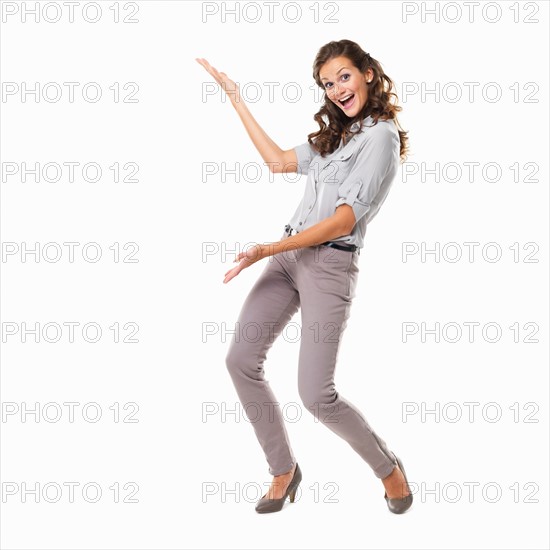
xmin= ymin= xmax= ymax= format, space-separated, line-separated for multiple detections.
xmin=255 ymin=463 xmax=302 ymax=514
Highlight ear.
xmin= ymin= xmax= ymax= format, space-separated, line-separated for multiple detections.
xmin=365 ymin=68 xmax=374 ymax=83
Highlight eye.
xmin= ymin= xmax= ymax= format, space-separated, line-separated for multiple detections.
xmin=324 ymin=74 xmax=351 ymax=89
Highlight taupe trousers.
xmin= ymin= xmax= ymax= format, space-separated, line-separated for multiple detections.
xmin=225 ymin=230 xmax=398 ymax=479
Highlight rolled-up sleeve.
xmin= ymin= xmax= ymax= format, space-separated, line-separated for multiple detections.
xmin=334 ymin=122 xmax=399 ymax=224
xmin=293 ymin=141 xmax=317 ymax=175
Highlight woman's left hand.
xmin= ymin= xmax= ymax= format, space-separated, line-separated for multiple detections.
xmin=223 ymin=244 xmax=265 ymax=284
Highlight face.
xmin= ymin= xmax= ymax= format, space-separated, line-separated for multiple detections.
xmin=319 ymin=55 xmax=373 ymax=118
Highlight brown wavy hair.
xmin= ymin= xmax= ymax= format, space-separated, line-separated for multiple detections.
xmin=307 ymin=39 xmax=409 ymax=163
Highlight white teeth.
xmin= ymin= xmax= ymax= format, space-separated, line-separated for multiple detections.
xmin=340 ymin=94 xmax=353 ymax=103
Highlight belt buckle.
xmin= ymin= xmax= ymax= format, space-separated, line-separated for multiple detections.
xmin=284 ymin=224 xmax=296 ymax=236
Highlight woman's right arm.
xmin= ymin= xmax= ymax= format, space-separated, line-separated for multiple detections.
xmin=196 ymin=58 xmax=298 ymax=174
xmin=231 ymin=99 xmax=299 ymax=173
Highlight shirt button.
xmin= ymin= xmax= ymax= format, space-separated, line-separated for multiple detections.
xmin=299 ymin=222 xmax=302 ymax=225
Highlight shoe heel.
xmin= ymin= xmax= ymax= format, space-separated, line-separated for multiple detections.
xmin=255 ymin=462 xmax=301 ymax=513
xmin=289 ymin=484 xmax=299 ymax=503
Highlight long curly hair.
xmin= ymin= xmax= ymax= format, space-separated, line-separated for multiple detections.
xmin=307 ymin=39 xmax=409 ymax=163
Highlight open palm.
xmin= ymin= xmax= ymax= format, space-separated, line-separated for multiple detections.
xmin=196 ymin=58 xmax=241 ymax=104
xmin=223 ymin=245 xmax=264 ymax=284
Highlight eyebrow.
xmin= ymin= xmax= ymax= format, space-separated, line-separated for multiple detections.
xmin=320 ymin=67 xmax=349 ymax=82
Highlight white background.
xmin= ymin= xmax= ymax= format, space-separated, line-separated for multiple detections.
xmin=1 ymin=1 xmax=548 ymax=549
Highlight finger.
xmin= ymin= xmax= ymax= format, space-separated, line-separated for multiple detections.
xmin=200 ymin=60 xmax=220 ymax=76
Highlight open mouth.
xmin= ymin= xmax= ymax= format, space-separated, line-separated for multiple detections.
xmin=338 ymin=94 xmax=355 ymax=109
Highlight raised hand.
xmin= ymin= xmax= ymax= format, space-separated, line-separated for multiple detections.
xmin=196 ymin=57 xmax=241 ymax=104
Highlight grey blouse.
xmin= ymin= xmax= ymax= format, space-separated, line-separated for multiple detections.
xmin=287 ymin=114 xmax=400 ymax=249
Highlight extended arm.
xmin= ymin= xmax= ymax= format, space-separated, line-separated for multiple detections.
xmin=231 ymin=99 xmax=299 ymax=174
xmin=223 ymin=204 xmax=355 ymax=283
xmin=196 ymin=58 xmax=298 ymax=174
xmin=257 ymin=205 xmax=355 ymax=259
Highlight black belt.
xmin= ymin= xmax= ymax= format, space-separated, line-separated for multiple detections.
xmin=284 ymin=224 xmax=359 ymax=253
xmin=321 ymin=241 xmax=358 ymax=253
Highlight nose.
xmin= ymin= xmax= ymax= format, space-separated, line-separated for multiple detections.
xmin=327 ymin=83 xmax=344 ymax=97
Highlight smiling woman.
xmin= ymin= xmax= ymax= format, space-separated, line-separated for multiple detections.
xmin=311 ymin=40 xmax=409 ymax=159
xmin=196 ymin=39 xmax=412 ymax=516
xmin=322 ymin=61 xmax=364 ymax=110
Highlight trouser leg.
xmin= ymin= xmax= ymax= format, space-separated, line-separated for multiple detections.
xmin=295 ymin=245 xmax=397 ymax=479
xmin=225 ymin=255 xmax=300 ymax=476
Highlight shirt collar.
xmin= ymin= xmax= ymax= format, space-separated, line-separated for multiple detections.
xmin=338 ymin=115 xmax=373 ymax=151
xmin=350 ymin=115 xmax=373 ymax=132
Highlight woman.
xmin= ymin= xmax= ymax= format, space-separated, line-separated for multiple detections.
xmin=196 ymin=39 xmax=412 ymax=514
